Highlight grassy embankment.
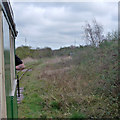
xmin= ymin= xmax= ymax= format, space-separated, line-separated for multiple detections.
xmin=17 ymin=39 xmax=119 ymax=118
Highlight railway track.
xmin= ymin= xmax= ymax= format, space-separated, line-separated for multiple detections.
xmin=17 ymin=61 xmax=41 ymax=103
xmin=17 ymin=61 xmax=41 ymax=80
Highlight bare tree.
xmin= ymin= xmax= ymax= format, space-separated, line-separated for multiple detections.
xmin=83 ymin=19 xmax=104 ymax=46
xmin=105 ymin=31 xmax=118 ymax=41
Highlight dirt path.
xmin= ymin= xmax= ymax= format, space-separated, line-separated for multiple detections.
xmin=41 ymin=56 xmax=73 ymax=76
xmin=43 ymin=67 xmax=72 ymax=76
xmin=44 ymin=56 xmax=72 ymax=65
xmin=23 ymin=57 xmax=38 ymax=64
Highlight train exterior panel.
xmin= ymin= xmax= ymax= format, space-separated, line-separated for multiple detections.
xmin=0 ymin=0 xmax=18 ymax=119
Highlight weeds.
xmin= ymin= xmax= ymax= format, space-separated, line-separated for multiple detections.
xmin=18 ymin=39 xmax=119 ymax=118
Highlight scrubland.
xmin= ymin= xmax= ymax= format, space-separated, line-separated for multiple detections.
xmin=17 ymin=39 xmax=119 ymax=118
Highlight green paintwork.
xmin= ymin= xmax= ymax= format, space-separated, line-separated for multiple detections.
xmin=3 ymin=12 xmax=18 ymax=119
xmin=6 ymin=93 xmax=18 ymax=118
xmin=11 ymin=91 xmax=18 ymax=118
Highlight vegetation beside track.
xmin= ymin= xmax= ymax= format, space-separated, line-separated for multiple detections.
xmin=17 ymin=39 xmax=119 ymax=118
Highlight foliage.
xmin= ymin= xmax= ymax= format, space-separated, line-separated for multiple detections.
xmin=16 ymin=46 xmax=53 ymax=59
xmin=72 ymin=39 xmax=118 ymax=97
xmin=50 ymin=101 xmax=61 ymax=110
xmin=18 ymin=31 xmax=119 ymax=118
xmin=70 ymin=112 xmax=86 ymax=119
xmin=53 ymin=46 xmax=84 ymax=57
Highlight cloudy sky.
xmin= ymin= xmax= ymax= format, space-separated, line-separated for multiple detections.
xmin=11 ymin=1 xmax=118 ymax=49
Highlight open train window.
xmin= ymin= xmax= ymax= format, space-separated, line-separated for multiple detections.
xmin=3 ymin=11 xmax=11 ymax=96
xmin=2 ymin=7 xmax=16 ymax=97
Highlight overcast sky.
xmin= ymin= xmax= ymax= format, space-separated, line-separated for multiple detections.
xmin=11 ymin=2 xmax=118 ymax=49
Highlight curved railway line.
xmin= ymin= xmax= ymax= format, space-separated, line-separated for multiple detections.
xmin=17 ymin=61 xmax=41 ymax=102
xmin=17 ymin=61 xmax=41 ymax=80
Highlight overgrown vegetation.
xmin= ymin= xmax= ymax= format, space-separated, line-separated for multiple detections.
xmin=16 ymin=46 xmax=53 ymax=59
xmin=17 ymin=30 xmax=119 ymax=118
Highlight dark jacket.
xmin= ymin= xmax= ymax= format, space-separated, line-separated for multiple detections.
xmin=15 ymin=55 xmax=23 ymax=66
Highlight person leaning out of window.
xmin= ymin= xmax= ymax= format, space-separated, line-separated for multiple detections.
xmin=15 ymin=55 xmax=25 ymax=70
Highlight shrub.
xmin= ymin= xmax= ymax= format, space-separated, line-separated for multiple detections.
xmin=70 ymin=112 xmax=86 ymax=119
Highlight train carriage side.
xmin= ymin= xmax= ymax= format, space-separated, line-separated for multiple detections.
xmin=0 ymin=0 xmax=18 ymax=119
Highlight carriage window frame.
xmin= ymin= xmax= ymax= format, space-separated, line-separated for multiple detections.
xmin=0 ymin=7 xmax=2 ymax=119
xmin=10 ymin=29 xmax=16 ymax=92
xmin=0 ymin=8 xmax=7 ymax=118
xmin=0 ymin=1 xmax=18 ymax=118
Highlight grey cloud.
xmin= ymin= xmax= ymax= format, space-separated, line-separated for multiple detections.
xmin=12 ymin=2 xmax=118 ymax=49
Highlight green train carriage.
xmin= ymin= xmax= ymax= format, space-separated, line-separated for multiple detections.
xmin=0 ymin=0 xmax=18 ymax=119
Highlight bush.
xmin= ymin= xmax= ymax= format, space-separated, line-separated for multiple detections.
xmin=50 ymin=101 xmax=61 ymax=110
xmin=70 ymin=112 xmax=86 ymax=119
xmin=16 ymin=46 xmax=53 ymax=59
